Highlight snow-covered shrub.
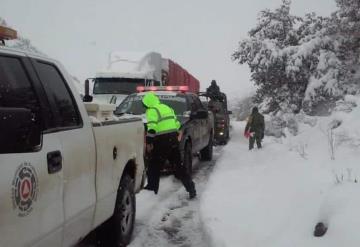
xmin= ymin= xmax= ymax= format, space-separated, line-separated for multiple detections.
xmin=295 ymin=111 xmax=318 ymax=127
xmin=264 ymin=116 xmax=286 ymax=138
xmin=334 ymin=99 xmax=356 ymax=113
xmin=233 ymin=95 xmax=254 ymax=121
xmin=333 ymin=168 xmax=358 ymax=184
xmin=285 ymin=117 xmax=298 ymax=136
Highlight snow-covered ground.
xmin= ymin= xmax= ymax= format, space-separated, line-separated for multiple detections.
xmin=79 ymin=96 xmax=360 ymax=247
xmin=128 ymin=148 xmax=222 ymax=247
xmin=201 ymin=97 xmax=360 ymax=247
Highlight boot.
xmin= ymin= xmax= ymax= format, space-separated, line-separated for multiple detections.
xmin=144 ymin=185 xmax=158 ymax=195
xmin=187 ymin=181 xmax=196 ymax=199
xmin=189 ymin=189 xmax=197 ymax=199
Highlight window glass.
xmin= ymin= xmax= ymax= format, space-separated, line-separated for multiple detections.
xmin=0 ymin=56 xmax=42 ymax=153
xmin=0 ymin=56 xmax=40 ymax=112
xmin=192 ymin=95 xmax=204 ymax=111
xmin=194 ymin=96 xmax=204 ymax=109
xmin=115 ymin=94 xmax=187 ymax=116
xmin=36 ymin=62 xmax=81 ymax=128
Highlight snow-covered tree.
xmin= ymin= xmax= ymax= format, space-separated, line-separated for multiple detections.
xmin=233 ymin=0 xmax=360 ymax=115
xmin=233 ymin=0 xmax=305 ymax=114
xmin=303 ymin=0 xmax=360 ymax=114
xmin=335 ymin=0 xmax=360 ymax=94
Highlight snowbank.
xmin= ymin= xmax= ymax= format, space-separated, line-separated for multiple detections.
xmin=201 ymin=99 xmax=360 ymax=247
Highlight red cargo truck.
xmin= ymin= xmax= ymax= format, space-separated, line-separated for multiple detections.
xmin=163 ymin=59 xmax=200 ymax=93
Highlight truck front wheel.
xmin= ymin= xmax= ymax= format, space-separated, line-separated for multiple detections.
xmin=113 ymin=174 xmax=136 ymax=246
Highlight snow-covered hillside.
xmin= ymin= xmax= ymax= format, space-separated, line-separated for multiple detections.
xmin=201 ymin=95 xmax=360 ymax=247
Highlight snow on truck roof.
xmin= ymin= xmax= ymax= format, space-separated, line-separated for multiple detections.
xmin=95 ymin=71 xmax=149 ymax=79
xmin=96 ymin=51 xmax=163 ymax=81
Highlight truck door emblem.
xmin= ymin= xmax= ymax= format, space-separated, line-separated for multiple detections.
xmin=11 ymin=163 xmax=39 ymax=217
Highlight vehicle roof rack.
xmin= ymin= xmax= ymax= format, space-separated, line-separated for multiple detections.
xmin=0 ymin=25 xmax=17 ymax=46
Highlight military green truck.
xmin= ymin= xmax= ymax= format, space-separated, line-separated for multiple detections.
xmin=199 ymin=92 xmax=231 ymax=145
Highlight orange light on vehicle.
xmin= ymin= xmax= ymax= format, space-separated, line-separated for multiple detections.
xmin=0 ymin=26 xmax=17 ymax=40
xmin=179 ymin=86 xmax=189 ymax=92
xmin=136 ymin=86 xmax=145 ymax=92
xmin=139 ymin=85 xmax=189 ymax=92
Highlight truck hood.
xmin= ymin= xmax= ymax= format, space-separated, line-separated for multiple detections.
xmin=93 ymin=94 xmax=128 ymax=105
xmin=117 ymin=113 xmax=189 ymax=128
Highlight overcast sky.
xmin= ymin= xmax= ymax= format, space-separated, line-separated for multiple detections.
xmin=2 ymin=0 xmax=337 ymax=99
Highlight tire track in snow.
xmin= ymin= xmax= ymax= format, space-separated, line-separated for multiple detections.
xmin=128 ymin=147 xmax=223 ymax=247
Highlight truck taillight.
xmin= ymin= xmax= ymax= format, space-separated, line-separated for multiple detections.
xmin=178 ymin=86 xmax=189 ymax=92
xmin=137 ymin=86 xmax=145 ymax=92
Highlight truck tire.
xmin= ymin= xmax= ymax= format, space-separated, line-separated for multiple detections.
xmin=184 ymin=142 xmax=193 ymax=175
xmin=113 ymin=174 xmax=136 ymax=247
xmin=200 ymin=133 xmax=213 ymax=161
xmin=226 ymin=128 xmax=230 ymax=142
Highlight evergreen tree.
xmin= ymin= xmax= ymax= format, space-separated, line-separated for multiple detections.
xmin=233 ymin=0 xmax=360 ymax=115
xmin=233 ymin=0 xmax=304 ymax=113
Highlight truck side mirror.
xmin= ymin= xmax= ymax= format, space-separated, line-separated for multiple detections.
xmin=0 ymin=107 xmax=41 ymax=153
xmin=83 ymin=79 xmax=93 ymax=102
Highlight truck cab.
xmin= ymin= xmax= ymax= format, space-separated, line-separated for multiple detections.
xmin=200 ymin=92 xmax=232 ymax=145
xmin=92 ymin=74 xmax=160 ymax=105
xmin=0 ymin=27 xmax=144 ymax=247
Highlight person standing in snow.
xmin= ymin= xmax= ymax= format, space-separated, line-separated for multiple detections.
xmin=244 ymin=107 xmax=265 ymax=150
xmin=142 ymin=92 xmax=196 ymax=199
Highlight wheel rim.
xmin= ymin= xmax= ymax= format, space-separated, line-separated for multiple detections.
xmin=120 ymin=190 xmax=133 ymax=235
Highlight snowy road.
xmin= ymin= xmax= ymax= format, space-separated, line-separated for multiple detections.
xmin=128 ymin=147 xmax=222 ymax=247
xmin=78 ymin=146 xmax=223 ymax=247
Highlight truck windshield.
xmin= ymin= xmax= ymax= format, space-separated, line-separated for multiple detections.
xmin=93 ymin=78 xmax=151 ymax=95
xmin=115 ymin=94 xmax=187 ymax=116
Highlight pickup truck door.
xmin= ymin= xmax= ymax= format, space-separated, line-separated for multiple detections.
xmin=188 ymin=95 xmax=201 ymax=151
xmin=0 ymin=55 xmax=64 ymax=247
xmin=33 ymin=60 xmax=96 ymax=246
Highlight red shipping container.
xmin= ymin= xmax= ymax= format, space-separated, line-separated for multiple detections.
xmin=166 ymin=59 xmax=199 ymax=93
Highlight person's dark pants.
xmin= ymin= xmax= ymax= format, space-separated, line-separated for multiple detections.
xmin=146 ymin=132 xmax=195 ymax=194
xmin=249 ymin=131 xmax=262 ymax=150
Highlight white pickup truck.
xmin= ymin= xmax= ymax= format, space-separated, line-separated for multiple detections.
xmin=0 ymin=45 xmax=145 ymax=246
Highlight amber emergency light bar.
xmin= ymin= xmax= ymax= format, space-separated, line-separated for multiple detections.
xmin=0 ymin=26 xmax=17 ymax=41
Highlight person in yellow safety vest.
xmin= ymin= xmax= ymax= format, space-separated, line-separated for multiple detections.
xmin=142 ymin=92 xmax=196 ymax=199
